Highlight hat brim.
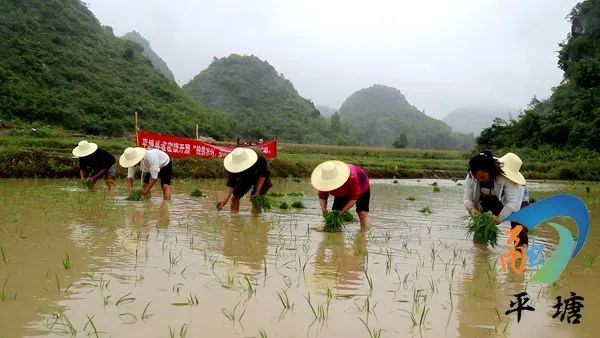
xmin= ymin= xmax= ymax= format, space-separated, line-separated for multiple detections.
xmin=311 ymin=161 xmax=350 ymax=191
xmin=119 ymin=148 xmax=146 ymax=168
xmin=502 ymin=172 xmax=526 ymax=185
xmin=72 ymin=143 xmax=98 ymax=158
xmin=223 ymin=148 xmax=258 ymax=173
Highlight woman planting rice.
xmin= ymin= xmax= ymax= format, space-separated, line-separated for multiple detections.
xmin=217 ymin=147 xmax=272 ymax=213
xmin=311 ymin=160 xmax=371 ymax=230
xmin=464 ymin=151 xmax=527 ymax=246
xmin=72 ymin=140 xmax=116 ymax=191
xmin=119 ymin=147 xmax=173 ymax=200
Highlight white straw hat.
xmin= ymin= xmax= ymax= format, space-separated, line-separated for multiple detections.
xmin=311 ymin=160 xmax=351 ymax=191
xmin=223 ymin=147 xmax=258 ymax=173
xmin=119 ymin=147 xmax=146 ymax=168
xmin=72 ymin=140 xmax=98 ymax=158
xmin=498 ymin=152 xmax=526 ymax=185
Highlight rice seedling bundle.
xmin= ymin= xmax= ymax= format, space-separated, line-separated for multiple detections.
xmin=126 ymin=191 xmax=143 ymax=201
xmin=466 ymin=212 xmax=499 ymax=247
xmin=341 ymin=212 xmax=357 ymax=223
xmin=252 ymin=196 xmax=272 ymax=212
xmin=291 ymin=201 xmax=305 ymax=209
xmin=82 ymin=181 xmax=93 ymax=189
xmin=190 ymin=189 xmax=207 ymax=197
xmin=287 ymin=192 xmax=304 ymax=197
xmin=267 ymin=192 xmax=285 ymax=197
xmin=323 ymin=212 xmax=345 ymax=232
xmin=323 ymin=212 xmax=357 ymax=232
xmin=279 ymin=201 xmax=289 ymax=210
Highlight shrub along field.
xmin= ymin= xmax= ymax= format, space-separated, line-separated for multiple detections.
xmin=1 ymin=134 xmax=599 ymax=181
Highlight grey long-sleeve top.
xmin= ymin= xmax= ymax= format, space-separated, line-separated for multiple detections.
xmin=463 ymin=172 xmax=525 ymax=222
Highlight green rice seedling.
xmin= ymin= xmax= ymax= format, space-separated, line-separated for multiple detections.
xmin=118 ymin=313 xmax=138 ymax=324
xmin=323 ymin=212 xmax=345 ymax=232
xmin=168 ymin=323 xmax=189 ymax=338
xmin=48 ymin=312 xmax=77 ymax=336
xmin=190 ymin=189 xmax=207 ymax=197
xmin=62 ymin=253 xmax=71 ymax=270
xmin=433 ymin=186 xmax=441 ymax=192
xmin=530 ymin=197 xmax=537 ymax=203
xmin=279 ymin=201 xmax=289 ymax=210
xmin=277 ymin=290 xmax=293 ymax=310
xmin=419 ymin=206 xmax=432 ymax=215
xmin=342 ymin=212 xmax=357 ymax=222
xmin=126 ymin=191 xmax=143 ymax=201
xmin=406 ymin=196 xmax=416 ymax=201
xmin=287 ymin=192 xmax=304 ymax=197
xmin=359 ymin=318 xmax=384 ymax=338
xmin=267 ymin=192 xmax=285 ymax=197
xmin=1 ymin=246 xmax=7 ymax=264
xmin=221 ymin=301 xmax=247 ymax=323
xmin=252 ymin=196 xmax=272 ymax=212
xmin=82 ymin=181 xmax=93 ymax=189
xmin=244 ymin=275 xmax=256 ymax=296
xmin=291 ymin=201 xmax=305 ymax=209
xmin=141 ymin=302 xmax=153 ymax=320
xmin=365 ymin=270 xmax=374 ymax=293
xmin=449 ymin=283 xmax=453 ymax=310
xmin=171 ymin=293 xmax=199 ymax=306
xmin=450 ymin=177 xmax=458 ymax=182
xmin=466 ymin=213 xmax=500 ymax=247
xmin=586 ymin=186 xmax=591 ymax=193
xmin=1 ymin=277 xmax=17 ymax=302
xmin=393 ymin=179 xmax=399 ymax=184
xmin=259 ymin=328 xmax=268 ymax=338
xmin=84 ymin=315 xmax=100 ymax=338
xmin=584 ymin=253 xmax=596 ymax=269
xmin=431 ymin=181 xmax=438 ymax=186
xmin=116 ymin=292 xmax=136 ymax=306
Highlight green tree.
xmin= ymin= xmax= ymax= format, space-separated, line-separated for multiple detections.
xmin=477 ymin=0 xmax=600 ymax=152
xmin=392 ymin=132 xmax=408 ymax=148
xmin=330 ymin=112 xmax=342 ymax=132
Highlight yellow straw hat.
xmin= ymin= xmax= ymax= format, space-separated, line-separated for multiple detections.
xmin=119 ymin=147 xmax=146 ymax=168
xmin=498 ymin=152 xmax=526 ymax=185
xmin=311 ymin=160 xmax=350 ymax=191
xmin=72 ymin=140 xmax=98 ymax=158
xmin=223 ymin=147 xmax=258 ymax=173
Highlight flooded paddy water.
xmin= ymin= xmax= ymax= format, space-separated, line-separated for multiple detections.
xmin=0 ymin=178 xmax=598 ymax=337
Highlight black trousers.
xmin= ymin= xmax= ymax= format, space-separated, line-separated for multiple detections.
xmin=480 ymin=195 xmax=528 ymax=246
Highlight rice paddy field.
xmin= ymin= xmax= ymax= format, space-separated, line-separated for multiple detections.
xmin=0 ymin=178 xmax=598 ymax=337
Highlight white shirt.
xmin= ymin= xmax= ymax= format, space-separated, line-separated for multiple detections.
xmin=127 ymin=149 xmax=170 ymax=179
xmin=463 ymin=172 xmax=525 ymax=222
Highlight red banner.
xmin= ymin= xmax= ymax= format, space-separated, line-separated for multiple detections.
xmin=137 ymin=131 xmax=277 ymax=159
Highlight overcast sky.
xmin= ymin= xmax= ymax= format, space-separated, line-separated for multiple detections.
xmin=86 ymin=0 xmax=578 ymax=118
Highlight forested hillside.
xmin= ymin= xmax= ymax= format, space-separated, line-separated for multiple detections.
xmin=0 ymin=0 xmax=235 ymax=139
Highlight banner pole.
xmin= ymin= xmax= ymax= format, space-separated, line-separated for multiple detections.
xmin=196 ymin=124 xmax=199 ymax=140
xmin=135 ymin=111 xmax=139 ymax=145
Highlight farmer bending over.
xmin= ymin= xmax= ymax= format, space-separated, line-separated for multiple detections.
xmin=464 ymin=151 xmax=527 ymax=246
xmin=72 ymin=140 xmax=116 ymax=191
xmin=311 ymin=160 xmax=371 ymax=229
xmin=217 ymin=147 xmax=272 ymax=213
xmin=119 ymin=147 xmax=172 ymax=200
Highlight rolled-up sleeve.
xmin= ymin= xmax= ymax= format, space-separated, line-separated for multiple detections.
xmin=147 ymin=154 xmax=160 ymax=179
xmin=463 ymin=173 xmax=476 ymax=210
xmin=498 ymin=181 xmax=524 ymax=221
xmin=127 ymin=167 xmax=135 ymax=179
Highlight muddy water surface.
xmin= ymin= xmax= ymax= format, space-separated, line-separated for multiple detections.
xmin=0 ymin=178 xmax=598 ymax=337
